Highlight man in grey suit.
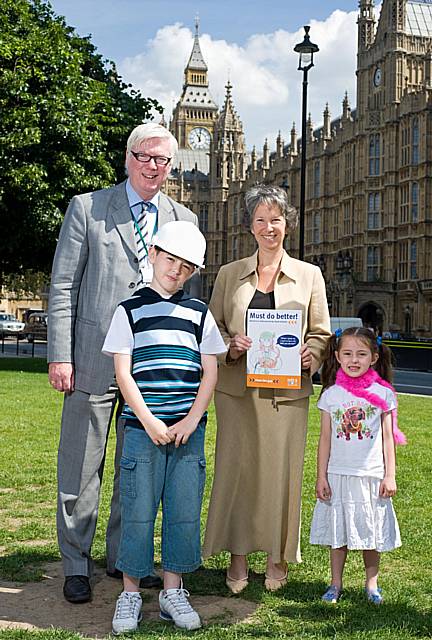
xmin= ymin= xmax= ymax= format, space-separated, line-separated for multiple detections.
xmin=48 ymin=123 xmax=198 ymax=603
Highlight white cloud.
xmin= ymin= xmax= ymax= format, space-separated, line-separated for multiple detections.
xmin=117 ymin=9 xmax=360 ymax=151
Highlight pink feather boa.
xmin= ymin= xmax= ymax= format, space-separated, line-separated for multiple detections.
xmin=335 ymin=368 xmax=407 ymax=445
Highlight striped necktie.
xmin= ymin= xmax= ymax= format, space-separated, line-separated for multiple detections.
xmin=133 ymin=201 xmax=156 ymax=283
xmin=135 ymin=201 xmax=150 ymax=265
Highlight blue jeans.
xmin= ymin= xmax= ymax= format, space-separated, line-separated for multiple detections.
xmin=115 ymin=419 xmax=206 ymax=577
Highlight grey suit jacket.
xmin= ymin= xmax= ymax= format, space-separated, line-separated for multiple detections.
xmin=48 ymin=180 xmax=198 ymax=394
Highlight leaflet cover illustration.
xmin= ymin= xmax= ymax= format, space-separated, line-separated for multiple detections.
xmin=246 ymin=309 xmax=302 ymax=389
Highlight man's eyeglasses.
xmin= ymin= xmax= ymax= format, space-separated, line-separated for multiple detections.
xmin=130 ymin=150 xmax=171 ymax=166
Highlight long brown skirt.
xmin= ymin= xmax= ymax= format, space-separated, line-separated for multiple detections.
xmin=203 ymin=389 xmax=309 ymax=564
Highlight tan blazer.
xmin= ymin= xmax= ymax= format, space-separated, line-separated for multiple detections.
xmin=209 ymin=250 xmax=331 ymax=400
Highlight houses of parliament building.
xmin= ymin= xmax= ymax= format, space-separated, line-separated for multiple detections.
xmin=165 ymin=0 xmax=432 ymax=337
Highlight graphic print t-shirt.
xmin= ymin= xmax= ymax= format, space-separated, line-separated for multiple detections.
xmin=317 ymin=383 xmax=396 ymax=479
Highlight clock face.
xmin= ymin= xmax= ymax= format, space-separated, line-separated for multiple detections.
xmin=188 ymin=127 xmax=211 ymax=150
xmin=373 ymin=67 xmax=382 ymax=87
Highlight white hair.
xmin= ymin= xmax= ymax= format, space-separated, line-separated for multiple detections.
xmin=126 ymin=123 xmax=178 ymax=158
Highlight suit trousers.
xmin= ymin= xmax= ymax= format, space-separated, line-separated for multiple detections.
xmin=56 ymin=384 xmax=124 ymax=576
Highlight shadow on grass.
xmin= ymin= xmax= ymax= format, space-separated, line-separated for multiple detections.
xmin=0 ymin=357 xmax=47 ymax=374
xmin=184 ymin=566 xmax=274 ymax=601
xmin=276 ymin=593 xmax=432 ymax=637
xmin=0 ymin=547 xmax=59 ymax=582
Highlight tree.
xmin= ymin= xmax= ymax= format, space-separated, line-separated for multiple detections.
xmin=0 ymin=0 xmax=161 ymax=291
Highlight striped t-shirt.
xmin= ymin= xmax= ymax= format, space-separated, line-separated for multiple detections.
xmin=103 ymin=287 xmax=226 ymax=426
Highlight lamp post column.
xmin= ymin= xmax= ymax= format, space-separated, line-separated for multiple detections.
xmin=294 ymin=25 xmax=319 ymax=262
xmin=299 ymin=68 xmax=308 ymax=261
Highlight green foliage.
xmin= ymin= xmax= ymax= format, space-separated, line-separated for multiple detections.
xmin=0 ymin=0 xmax=162 ymax=287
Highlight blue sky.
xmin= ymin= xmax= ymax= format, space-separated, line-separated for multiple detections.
xmin=48 ymin=1 xmax=373 ymax=149
xmin=49 ymin=1 xmax=359 ymax=60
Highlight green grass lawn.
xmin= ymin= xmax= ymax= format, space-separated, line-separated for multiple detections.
xmin=0 ymin=358 xmax=431 ymax=639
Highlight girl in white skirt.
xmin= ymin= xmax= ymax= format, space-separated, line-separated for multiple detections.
xmin=310 ymin=327 xmax=406 ymax=604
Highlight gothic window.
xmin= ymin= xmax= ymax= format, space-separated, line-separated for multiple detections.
xmin=411 ymin=182 xmax=419 ymax=222
xmin=367 ymin=246 xmax=381 ymax=281
xmin=369 ymin=133 xmax=380 ymax=175
xmin=398 ymin=241 xmax=408 ymax=280
xmin=232 ymin=235 xmax=238 ymax=260
xmin=352 ymin=144 xmax=356 ymax=182
xmin=200 ymin=204 xmax=209 ymax=232
xmin=401 ymin=124 xmax=409 ymax=166
xmin=313 ymin=161 xmax=320 ymax=198
xmin=343 ymin=201 xmax=351 ymax=236
xmin=410 ymin=240 xmax=417 ymax=279
xmin=344 ymin=149 xmax=351 ymax=186
xmin=313 ymin=212 xmax=321 ymax=244
xmin=233 ymin=200 xmax=239 ymax=226
xmin=412 ymin=117 xmax=419 ymax=165
xmin=367 ymin=193 xmax=381 ymax=229
xmin=399 ymin=184 xmax=409 ymax=223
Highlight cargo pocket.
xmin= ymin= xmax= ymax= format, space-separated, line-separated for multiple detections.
xmin=198 ymin=458 xmax=206 ymax=501
xmin=119 ymin=457 xmax=137 ymax=498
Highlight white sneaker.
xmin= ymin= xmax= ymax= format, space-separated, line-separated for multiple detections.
xmin=112 ymin=591 xmax=142 ymax=635
xmin=159 ymin=583 xmax=201 ymax=630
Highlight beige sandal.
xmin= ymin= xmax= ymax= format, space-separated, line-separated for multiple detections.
xmin=264 ymin=569 xmax=287 ymax=592
xmin=226 ymin=572 xmax=249 ymax=594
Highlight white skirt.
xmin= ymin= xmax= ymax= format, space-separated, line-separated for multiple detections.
xmin=309 ymin=473 xmax=401 ymax=552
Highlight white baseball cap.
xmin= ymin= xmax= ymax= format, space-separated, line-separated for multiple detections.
xmin=152 ymin=220 xmax=206 ymax=268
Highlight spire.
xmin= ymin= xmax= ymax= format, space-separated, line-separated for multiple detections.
xmin=290 ymin=122 xmax=297 ymax=154
xmin=307 ymin=113 xmax=314 ymax=142
xmin=323 ymin=103 xmax=331 ymax=139
xmin=216 ymin=81 xmax=244 ymax=135
xmin=211 ymin=80 xmax=246 ymax=187
xmin=342 ymin=92 xmax=351 ymax=120
xmin=276 ymin=130 xmax=283 ymax=158
xmin=263 ymin=138 xmax=269 ymax=170
xmin=251 ymin=146 xmax=257 ymax=171
xmin=357 ymin=0 xmax=375 ymax=51
xmin=186 ymin=18 xmax=207 ymax=71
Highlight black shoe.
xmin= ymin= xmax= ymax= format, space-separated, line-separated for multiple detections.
xmin=106 ymin=568 xmax=123 ymax=580
xmin=63 ymin=575 xmax=91 ymax=604
xmin=106 ymin=568 xmax=163 ymax=589
xmin=139 ymin=574 xmax=163 ymax=589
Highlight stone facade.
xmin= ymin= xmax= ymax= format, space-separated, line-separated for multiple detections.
xmin=166 ymin=2 xmax=432 ymax=336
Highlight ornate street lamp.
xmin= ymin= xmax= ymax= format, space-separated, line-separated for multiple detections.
xmin=294 ymin=26 xmax=319 ymax=261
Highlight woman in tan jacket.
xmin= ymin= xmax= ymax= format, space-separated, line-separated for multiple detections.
xmin=203 ymin=184 xmax=331 ymax=593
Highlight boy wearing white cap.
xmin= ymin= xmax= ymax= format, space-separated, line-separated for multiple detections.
xmin=102 ymin=221 xmax=226 ymax=633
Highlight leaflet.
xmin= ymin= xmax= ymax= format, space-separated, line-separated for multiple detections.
xmin=246 ymin=309 xmax=302 ymax=389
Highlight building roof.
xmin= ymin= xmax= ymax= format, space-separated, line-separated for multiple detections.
xmin=186 ymin=22 xmax=208 ymax=71
xmin=178 ymin=85 xmax=218 ymax=109
xmin=406 ymin=0 xmax=432 ymax=37
xmin=171 ymin=149 xmax=209 ymax=174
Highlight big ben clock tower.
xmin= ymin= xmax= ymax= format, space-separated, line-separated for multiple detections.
xmin=171 ymin=19 xmax=218 ymax=150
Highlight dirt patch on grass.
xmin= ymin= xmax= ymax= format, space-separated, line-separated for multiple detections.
xmin=21 ymin=539 xmax=53 ymax=548
xmin=0 ymin=561 xmax=257 ymax=638
xmin=4 ymin=518 xmax=27 ymax=531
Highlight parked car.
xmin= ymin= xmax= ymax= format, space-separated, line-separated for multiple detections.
xmin=24 ymin=312 xmax=48 ymax=342
xmin=0 ymin=314 xmax=25 ymax=338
